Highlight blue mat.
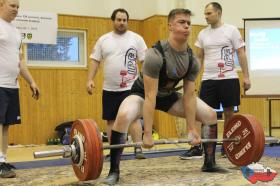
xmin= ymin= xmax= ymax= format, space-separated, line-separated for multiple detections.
xmin=264 ymin=145 xmax=280 ymax=157
xmin=14 ymin=159 xmax=71 ymax=169
xmin=12 ymin=145 xmax=280 ymax=170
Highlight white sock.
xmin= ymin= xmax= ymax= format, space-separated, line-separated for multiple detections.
xmin=0 ymin=152 xmax=6 ymax=163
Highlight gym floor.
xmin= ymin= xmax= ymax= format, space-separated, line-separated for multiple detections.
xmin=0 ymin=144 xmax=279 ymax=186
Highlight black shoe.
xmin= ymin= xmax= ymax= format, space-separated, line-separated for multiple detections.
xmin=202 ymin=163 xmax=229 ymax=173
xmin=0 ymin=163 xmax=16 ymax=178
xmin=201 ymin=156 xmax=229 ymax=173
xmin=202 ymin=162 xmax=225 ymax=172
xmin=134 ymin=147 xmax=146 ymax=159
xmin=104 ymin=172 xmax=119 ymax=185
xmin=179 ymin=146 xmax=203 ymax=160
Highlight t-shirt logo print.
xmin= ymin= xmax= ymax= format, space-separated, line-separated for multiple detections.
xmin=120 ymin=48 xmax=137 ymax=88
xmin=217 ymin=46 xmax=234 ymax=78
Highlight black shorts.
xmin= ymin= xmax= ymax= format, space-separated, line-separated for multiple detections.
xmin=131 ymin=82 xmax=180 ymax=112
xmin=0 ymin=87 xmax=21 ymax=125
xmin=102 ymin=90 xmax=131 ymax=120
xmin=199 ymin=79 xmax=240 ymax=109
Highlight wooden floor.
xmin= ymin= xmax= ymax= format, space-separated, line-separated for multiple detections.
xmin=1 ymin=144 xmax=279 ymax=186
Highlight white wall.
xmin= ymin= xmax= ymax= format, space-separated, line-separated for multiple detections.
xmin=20 ymin=0 xmax=156 ymax=20
xmin=120 ymin=0 xmax=156 ymax=20
xmin=185 ymin=0 xmax=280 ymax=28
xmin=20 ymin=0 xmax=280 ymax=27
xmin=20 ymin=0 xmax=122 ymax=19
xmin=153 ymin=0 xmax=280 ymax=28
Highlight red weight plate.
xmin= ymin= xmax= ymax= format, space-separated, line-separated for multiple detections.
xmin=223 ymin=114 xmax=262 ymax=166
xmin=70 ymin=119 xmax=102 ymax=181
xmin=85 ymin=119 xmax=104 ymax=179
xmin=245 ymin=115 xmax=265 ymax=163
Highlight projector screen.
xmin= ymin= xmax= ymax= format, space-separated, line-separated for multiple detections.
xmin=244 ymin=18 xmax=280 ymax=96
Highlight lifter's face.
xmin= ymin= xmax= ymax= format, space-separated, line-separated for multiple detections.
xmin=113 ymin=12 xmax=128 ymax=34
xmin=0 ymin=0 xmax=19 ymax=22
xmin=168 ymin=13 xmax=191 ymax=43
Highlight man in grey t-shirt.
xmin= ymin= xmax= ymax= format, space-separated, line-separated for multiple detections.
xmin=105 ymin=9 xmax=226 ymax=185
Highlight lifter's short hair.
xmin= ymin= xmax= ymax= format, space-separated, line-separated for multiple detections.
xmin=168 ymin=8 xmax=192 ymax=23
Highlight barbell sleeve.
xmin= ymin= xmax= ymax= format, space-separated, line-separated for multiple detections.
xmin=34 ymin=149 xmax=65 ymax=158
xmin=34 ymin=145 xmax=74 ymax=158
xmin=265 ymin=136 xmax=279 ymax=144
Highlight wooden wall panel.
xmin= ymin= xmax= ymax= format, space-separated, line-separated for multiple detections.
xmin=141 ymin=16 xmax=168 ymax=47
xmin=9 ymin=15 xmax=280 ymax=144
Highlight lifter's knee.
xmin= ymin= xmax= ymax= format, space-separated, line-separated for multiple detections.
xmin=203 ymin=108 xmax=217 ymax=125
xmin=113 ymin=110 xmax=131 ymax=132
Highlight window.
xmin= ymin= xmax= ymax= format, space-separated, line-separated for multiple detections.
xmin=26 ymin=29 xmax=87 ymax=67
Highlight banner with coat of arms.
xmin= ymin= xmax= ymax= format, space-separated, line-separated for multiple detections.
xmin=13 ymin=11 xmax=57 ymax=44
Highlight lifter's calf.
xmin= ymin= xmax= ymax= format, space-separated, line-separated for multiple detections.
xmin=105 ymin=130 xmax=126 ymax=185
xmin=201 ymin=124 xmax=227 ymax=172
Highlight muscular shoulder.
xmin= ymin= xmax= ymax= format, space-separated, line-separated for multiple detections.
xmin=142 ymin=48 xmax=163 ymax=79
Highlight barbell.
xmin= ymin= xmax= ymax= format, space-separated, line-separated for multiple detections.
xmin=33 ymin=114 xmax=276 ymax=181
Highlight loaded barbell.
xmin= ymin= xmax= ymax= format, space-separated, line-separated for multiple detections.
xmin=33 ymin=114 xmax=278 ymax=181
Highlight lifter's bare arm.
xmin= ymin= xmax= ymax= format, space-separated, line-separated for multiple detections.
xmin=142 ymin=74 xmax=158 ymax=148
xmin=183 ymin=79 xmax=201 ymax=145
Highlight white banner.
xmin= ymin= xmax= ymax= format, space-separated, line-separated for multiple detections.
xmin=13 ymin=11 xmax=57 ymax=44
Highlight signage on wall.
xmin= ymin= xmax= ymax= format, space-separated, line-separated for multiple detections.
xmin=12 ymin=11 xmax=58 ymax=44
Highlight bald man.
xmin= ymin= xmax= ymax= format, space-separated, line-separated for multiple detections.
xmin=0 ymin=0 xmax=40 ymax=178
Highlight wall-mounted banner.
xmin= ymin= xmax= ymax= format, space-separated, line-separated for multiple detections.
xmin=12 ymin=11 xmax=58 ymax=44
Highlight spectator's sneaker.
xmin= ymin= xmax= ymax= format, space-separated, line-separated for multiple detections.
xmin=134 ymin=147 xmax=146 ymax=159
xmin=0 ymin=163 xmax=16 ymax=178
xmin=179 ymin=146 xmax=203 ymax=160
xmin=104 ymin=172 xmax=119 ymax=185
xmin=221 ymin=146 xmax=227 ymax=158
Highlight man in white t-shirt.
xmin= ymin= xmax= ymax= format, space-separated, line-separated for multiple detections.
xmin=0 ymin=0 xmax=40 ymax=178
xmin=86 ymin=8 xmax=147 ymax=159
xmin=180 ymin=2 xmax=251 ymax=160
